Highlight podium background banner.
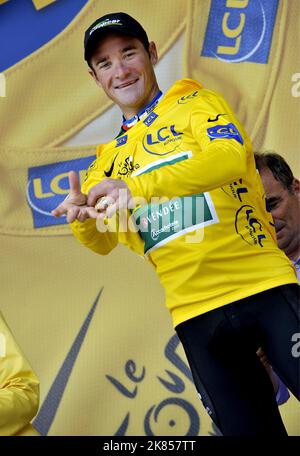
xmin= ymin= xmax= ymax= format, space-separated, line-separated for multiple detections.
xmin=0 ymin=0 xmax=299 ymax=435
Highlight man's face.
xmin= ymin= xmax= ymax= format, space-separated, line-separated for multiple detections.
xmin=89 ymin=33 xmax=159 ymax=119
xmin=259 ymin=166 xmax=300 ymax=258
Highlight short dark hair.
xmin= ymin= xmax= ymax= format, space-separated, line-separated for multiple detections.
xmin=254 ymin=152 xmax=295 ymax=193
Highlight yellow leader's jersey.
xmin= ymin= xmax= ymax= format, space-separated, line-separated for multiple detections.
xmin=71 ymin=79 xmax=297 ymax=328
xmin=0 ymin=312 xmax=39 ymax=435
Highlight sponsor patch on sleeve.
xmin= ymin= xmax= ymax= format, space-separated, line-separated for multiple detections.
xmin=207 ymin=123 xmax=244 ymax=145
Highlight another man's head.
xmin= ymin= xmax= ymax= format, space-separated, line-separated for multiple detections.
xmin=255 ymin=152 xmax=300 ymax=260
xmin=84 ymin=12 xmax=159 ymax=119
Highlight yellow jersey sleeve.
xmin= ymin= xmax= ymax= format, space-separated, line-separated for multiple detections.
xmin=0 ymin=312 xmax=39 ymax=436
xmin=70 ymin=218 xmax=118 ymax=256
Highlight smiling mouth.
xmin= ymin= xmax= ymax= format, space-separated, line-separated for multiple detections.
xmin=115 ymin=79 xmax=138 ymax=89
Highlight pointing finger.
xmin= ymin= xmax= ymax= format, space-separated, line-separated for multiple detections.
xmin=52 ymin=202 xmax=67 ymax=217
xmin=69 ymin=171 xmax=81 ymax=195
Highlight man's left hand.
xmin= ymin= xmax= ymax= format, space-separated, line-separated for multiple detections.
xmin=87 ymin=178 xmax=132 ymax=218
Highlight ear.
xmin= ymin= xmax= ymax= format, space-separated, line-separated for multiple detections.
xmin=148 ymin=41 xmax=158 ymax=66
xmin=292 ymin=178 xmax=300 ymax=197
xmin=88 ymin=67 xmax=103 ymax=89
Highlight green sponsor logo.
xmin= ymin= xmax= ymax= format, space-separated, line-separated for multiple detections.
xmin=133 ymin=194 xmax=216 ymax=254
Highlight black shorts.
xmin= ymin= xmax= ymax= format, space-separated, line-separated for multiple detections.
xmin=176 ymin=284 xmax=300 ymax=436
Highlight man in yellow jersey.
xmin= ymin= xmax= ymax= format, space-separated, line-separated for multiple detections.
xmin=0 ymin=312 xmax=39 ymax=435
xmin=53 ymin=13 xmax=299 ymax=436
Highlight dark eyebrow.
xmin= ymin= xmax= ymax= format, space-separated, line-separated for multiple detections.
xmin=267 ymin=196 xmax=281 ymax=202
xmin=122 ymin=45 xmax=137 ymax=53
xmin=94 ymin=45 xmax=137 ymax=66
xmin=266 ymin=196 xmax=281 ymax=206
xmin=94 ymin=56 xmax=109 ymax=66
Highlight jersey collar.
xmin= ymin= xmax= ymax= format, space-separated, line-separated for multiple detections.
xmin=120 ymin=90 xmax=163 ymax=133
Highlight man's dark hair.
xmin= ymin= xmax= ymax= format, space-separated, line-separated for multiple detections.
xmin=254 ymin=152 xmax=295 ymax=193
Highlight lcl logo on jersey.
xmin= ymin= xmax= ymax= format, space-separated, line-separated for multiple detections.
xmin=143 ymin=112 xmax=158 ymax=127
xmin=142 ymin=125 xmax=183 ymax=156
xmin=201 ymin=0 xmax=279 ymax=64
xmin=178 ymin=91 xmax=199 ymax=104
xmin=116 ymin=135 xmax=128 ymax=147
xmin=207 ymin=123 xmax=244 ymax=145
xmin=235 ymin=204 xmax=266 ymax=247
xmin=27 ymin=156 xmax=95 ymax=228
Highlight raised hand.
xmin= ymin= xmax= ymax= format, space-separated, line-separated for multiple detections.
xmin=51 ymin=171 xmax=98 ymax=223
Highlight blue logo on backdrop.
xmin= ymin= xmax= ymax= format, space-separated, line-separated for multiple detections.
xmin=27 ymin=156 xmax=95 ymax=228
xmin=207 ymin=123 xmax=244 ymax=145
xmin=0 ymin=0 xmax=89 ymax=71
xmin=201 ymin=0 xmax=279 ymax=64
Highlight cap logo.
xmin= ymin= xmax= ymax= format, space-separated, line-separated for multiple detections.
xmin=89 ymin=19 xmax=122 ymax=36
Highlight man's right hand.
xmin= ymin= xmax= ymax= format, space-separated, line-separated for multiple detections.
xmin=51 ymin=171 xmax=98 ymax=223
xmin=256 ymin=347 xmax=279 ymax=394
